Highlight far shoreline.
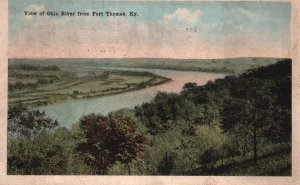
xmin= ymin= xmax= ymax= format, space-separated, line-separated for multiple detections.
xmin=33 ymin=77 xmax=172 ymax=108
xmin=8 ymin=57 xmax=286 ymax=75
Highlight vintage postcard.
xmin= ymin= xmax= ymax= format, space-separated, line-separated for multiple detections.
xmin=1 ymin=0 xmax=300 ymax=184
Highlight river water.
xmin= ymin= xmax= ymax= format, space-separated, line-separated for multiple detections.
xmin=40 ymin=67 xmax=225 ymax=128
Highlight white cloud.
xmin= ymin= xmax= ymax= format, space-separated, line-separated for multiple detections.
xmin=10 ymin=5 xmax=289 ymax=59
xmin=26 ymin=4 xmax=45 ymax=12
xmin=163 ymin=8 xmax=201 ymax=25
xmin=234 ymin=8 xmax=257 ymax=19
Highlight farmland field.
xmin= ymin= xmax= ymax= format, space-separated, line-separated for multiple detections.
xmin=8 ymin=64 xmax=170 ymax=106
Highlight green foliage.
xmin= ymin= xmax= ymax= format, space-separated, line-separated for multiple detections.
xmin=77 ymin=113 xmax=148 ymax=174
xmin=158 ymin=151 xmax=177 ymax=175
xmin=220 ymin=60 xmax=291 ymax=161
xmin=190 ymin=142 xmax=291 ymax=175
xmin=134 ymin=59 xmax=291 ymax=175
xmin=9 ymin=64 xmax=61 ymax=71
xmin=8 ymin=104 xmax=91 ymax=175
xmin=199 ymin=147 xmax=218 ymax=168
xmin=8 ymin=103 xmax=58 ymax=139
xmin=135 ymin=92 xmax=205 ymax=134
xmin=7 ymin=103 xmax=60 ymax=174
xmin=7 ymin=59 xmax=291 ymax=175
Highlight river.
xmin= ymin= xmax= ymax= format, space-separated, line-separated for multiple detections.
xmin=40 ymin=67 xmax=226 ymax=128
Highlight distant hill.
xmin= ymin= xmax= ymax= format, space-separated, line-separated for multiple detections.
xmin=9 ymin=57 xmax=289 ymax=74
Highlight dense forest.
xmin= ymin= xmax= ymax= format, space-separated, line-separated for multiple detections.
xmin=8 ymin=59 xmax=291 ymax=175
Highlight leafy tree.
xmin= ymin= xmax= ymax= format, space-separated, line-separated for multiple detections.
xmin=8 ymin=103 xmax=61 ymax=174
xmin=77 ymin=113 xmax=148 ymax=174
xmin=8 ymin=103 xmax=58 ymax=140
xmin=222 ymin=78 xmax=286 ymax=162
xmin=158 ymin=151 xmax=177 ymax=175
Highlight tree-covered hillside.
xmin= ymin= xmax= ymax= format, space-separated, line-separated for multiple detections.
xmin=8 ymin=59 xmax=291 ymax=175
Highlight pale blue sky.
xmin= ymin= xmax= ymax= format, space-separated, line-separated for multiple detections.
xmin=9 ymin=1 xmax=291 ymax=58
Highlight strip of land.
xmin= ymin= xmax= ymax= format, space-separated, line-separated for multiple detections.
xmin=10 ymin=57 xmax=285 ymax=74
xmin=8 ymin=64 xmax=170 ymax=106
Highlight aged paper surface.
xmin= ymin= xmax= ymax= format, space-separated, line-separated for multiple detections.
xmin=1 ymin=0 xmax=300 ymax=184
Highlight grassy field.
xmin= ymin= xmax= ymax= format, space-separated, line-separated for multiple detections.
xmin=8 ymin=64 xmax=170 ymax=106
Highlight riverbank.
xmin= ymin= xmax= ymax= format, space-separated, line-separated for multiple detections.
xmin=8 ymin=64 xmax=171 ymax=106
